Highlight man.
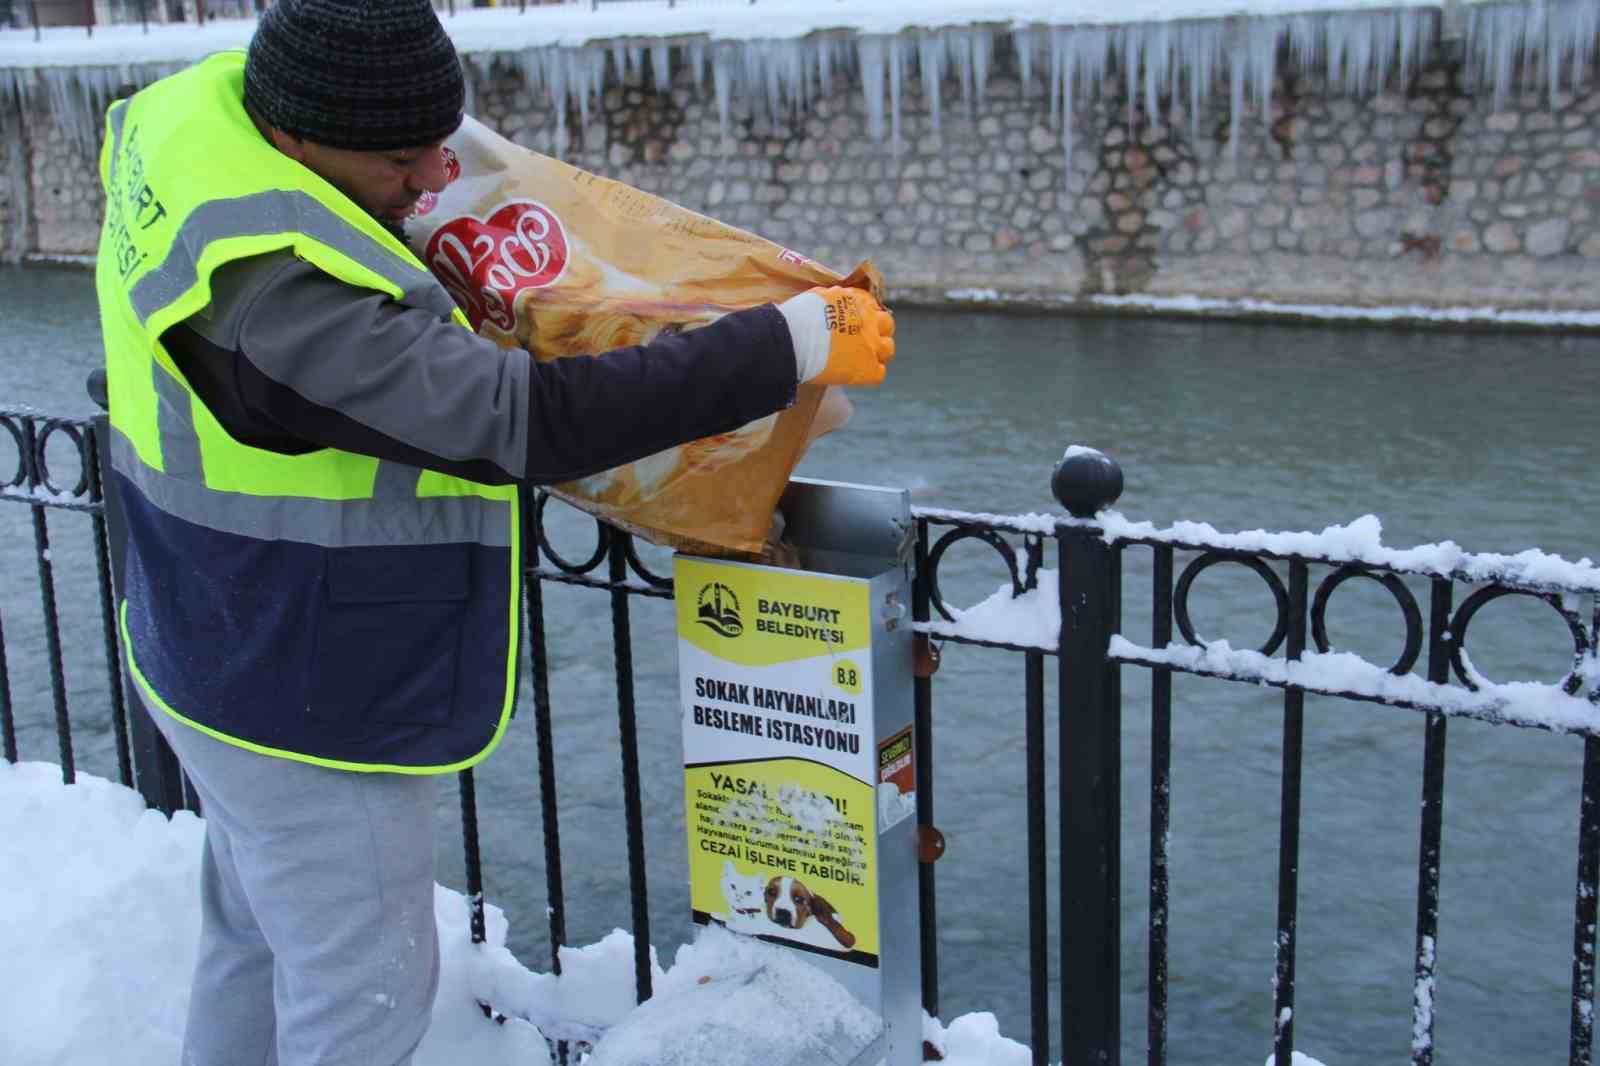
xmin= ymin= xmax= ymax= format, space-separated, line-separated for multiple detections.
xmin=93 ymin=1 xmax=894 ymax=1062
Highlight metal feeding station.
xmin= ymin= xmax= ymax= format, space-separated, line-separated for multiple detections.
xmin=674 ymin=477 xmax=924 ymax=1066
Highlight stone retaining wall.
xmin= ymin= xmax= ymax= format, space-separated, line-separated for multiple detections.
xmin=5 ymin=42 xmax=1598 ymax=315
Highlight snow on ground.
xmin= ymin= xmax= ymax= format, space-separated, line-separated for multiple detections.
xmin=0 ymin=759 xmax=1063 ymax=1066
xmin=0 ymin=758 xmax=1339 ymax=1064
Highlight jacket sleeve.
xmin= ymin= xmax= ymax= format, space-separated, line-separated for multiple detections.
xmin=162 ymin=252 xmax=799 ymax=486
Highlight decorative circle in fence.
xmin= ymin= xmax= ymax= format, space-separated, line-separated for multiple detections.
xmin=622 ymin=535 xmax=674 ymax=590
xmin=1446 ymin=585 xmax=1592 ymax=696
xmin=35 ymin=420 xmax=89 ymax=499
xmin=0 ymin=415 xmax=25 ymax=490
xmin=1310 ymin=565 xmax=1424 ymax=676
xmin=924 ymin=525 xmax=1024 ymax=623
xmin=1173 ymin=552 xmax=1290 ymax=656
xmin=533 ymin=491 xmax=612 ymax=574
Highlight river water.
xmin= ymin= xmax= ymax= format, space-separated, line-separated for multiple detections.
xmin=3 ymin=262 xmax=1597 ymax=1064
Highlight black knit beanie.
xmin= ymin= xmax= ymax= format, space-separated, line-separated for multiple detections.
xmin=244 ymin=0 xmax=465 ymax=151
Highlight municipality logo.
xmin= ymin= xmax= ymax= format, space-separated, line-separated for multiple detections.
xmin=696 ymin=583 xmax=743 ymax=638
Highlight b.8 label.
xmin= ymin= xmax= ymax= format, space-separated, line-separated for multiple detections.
xmin=832 ymin=660 xmax=863 ymax=694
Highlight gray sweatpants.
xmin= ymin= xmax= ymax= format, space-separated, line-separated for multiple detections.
xmin=153 ymin=710 xmax=440 ymax=1066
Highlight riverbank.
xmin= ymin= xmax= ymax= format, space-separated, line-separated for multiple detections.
xmin=23 ymin=255 xmax=1599 ymax=334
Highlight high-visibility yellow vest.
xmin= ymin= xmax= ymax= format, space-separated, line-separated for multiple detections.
xmin=96 ymin=51 xmax=520 ymax=774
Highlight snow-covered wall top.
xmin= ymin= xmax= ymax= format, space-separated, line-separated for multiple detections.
xmin=0 ymin=0 xmax=1589 ymax=66
xmin=2 ymin=0 xmax=1597 ymax=162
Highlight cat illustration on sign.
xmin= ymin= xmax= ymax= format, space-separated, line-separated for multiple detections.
xmin=721 ymin=860 xmax=764 ymax=917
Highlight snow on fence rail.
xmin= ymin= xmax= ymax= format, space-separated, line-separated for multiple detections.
xmin=914 ymin=487 xmax=1600 ymax=735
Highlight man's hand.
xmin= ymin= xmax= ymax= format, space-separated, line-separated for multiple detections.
xmin=778 ymin=286 xmax=896 ymax=387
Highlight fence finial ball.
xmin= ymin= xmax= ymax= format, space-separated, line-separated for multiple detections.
xmin=1052 ymin=446 xmax=1123 ymax=518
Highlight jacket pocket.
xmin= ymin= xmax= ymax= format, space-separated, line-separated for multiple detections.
xmin=310 ymin=545 xmax=469 ymax=729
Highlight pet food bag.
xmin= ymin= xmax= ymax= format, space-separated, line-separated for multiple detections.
xmin=403 ymin=116 xmax=882 ymax=557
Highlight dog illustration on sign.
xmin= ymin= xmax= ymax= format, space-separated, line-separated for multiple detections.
xmin=765 ymin=874 xmax=857 ymax=949
xmin=718 ymin=860 xmax=858 ymax=951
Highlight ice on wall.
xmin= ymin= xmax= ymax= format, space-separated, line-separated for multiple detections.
xmin=1 ymin=60 xmax=174 ymax=260
xmin=0 ymin=0 xmax=1595 ymax=180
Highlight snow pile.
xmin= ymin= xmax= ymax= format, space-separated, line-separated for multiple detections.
xmin=583 ymin=924 xmax=882 ymax=1066
xmin=927 ymin=566 xmax=1061 ymax=651
xmin=0 ymin=759 xmax=1065 ymax=1066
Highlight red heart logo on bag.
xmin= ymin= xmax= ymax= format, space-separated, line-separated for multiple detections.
xmin=423 ymin=199 xmax=569 ymax=332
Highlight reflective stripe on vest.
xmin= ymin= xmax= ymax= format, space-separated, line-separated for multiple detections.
xmin=129 ymin=191 xmax=458 ymax=327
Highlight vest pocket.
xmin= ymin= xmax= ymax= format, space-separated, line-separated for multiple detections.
xmin=311 ymin=546 xmax=470 ymax=728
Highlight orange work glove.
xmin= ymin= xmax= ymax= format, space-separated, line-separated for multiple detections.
xmin=776 ymin=286 xmax=896 ymax=387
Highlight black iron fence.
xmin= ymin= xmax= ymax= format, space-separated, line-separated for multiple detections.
xmin=3 ymin=381 xmax=1598 ymax=1066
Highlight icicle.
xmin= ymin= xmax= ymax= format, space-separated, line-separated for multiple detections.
xmin=1182 ymin=20 xmax=1226 ymax=146
xmin=768 ymin=41 xmax=786 ymax=117
xmin=764 ymin=41 xmax=792 ymax=120
xmin=1324 ymin=12 xmax=1349 ymax=96
xmin=1559 ymin=0 xmax=1600 ymax=95
xmin=547 ymin=49 xmax=571 ymax=144
xmin=689 ymin=41 xmax=707 ymax=91
xmin=971 ymin=26 xmax=993 ymax=107
xmin=1055 ymin=26 xmax=1071 ymax=152
xmin=735 ymin=43 xmax=759 ymax=122
xmin=2 ymin=70 xmax=32 ymax=265
xmin=1014 ymin=26 xmax=1034 ymax=97
xmin=1467 ymin=2 xmax=1526 ymax=111
xmin=887 ymin=34 xmax=905 ymax=150
xmin=940 ymin=27 xmax=966 ymax=112
xmin=572 ymin=49 xmax=597 ymax=131
xmin=919 ymin=28 xmax=946 ymax=132
xmin=588 ymin=46 xmax=606 ymax=122
xmin=1545 ymin=0 xmax=1600 ymax=104
xmin=1046 ymin=25 xmax=1063 ymax=130
xmin=797 ymin=39 xmax=816 ymax=112
xmin=790 ymin=41 xmax=807 ymax=114
xmin=1365 ymin=13 xmax=1400 ymax=97
xmin=1055 ymin=26 xmax=1113 ymax=172
xmin=1226 ymin=22 xmax=1247 ymax=158
xmin=40 ymin=69 xmax=96 ymax=162
xmin=711 ymin=41 xmax=736 ymax=141
xmin=1247 ymin=17 xmax=1279 ymax=130
xmin=650 ymin=42 xmax=671 ymax=95
xmin=1142 ymin=22 xmax=1173 ymax=126
xmin=1164 ymin=22 xmax=1184 ymax=125
xmin=512 ymin=47 xmax=541 ymax=104
xmin=758 ymin=43 xmax=775 ymax=120
xmin=1397 ymin=8 xmax=1431 ymax=91
xmin=816 ymin=35 xmax=836 ymax=100
xmin=1119 ymin=25 xmax=1139 ymax=129
xmin=857 ymin=35 xmax=887 ymax=143
xmin=1287 ymin=13 xmax=1323 ymax=77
